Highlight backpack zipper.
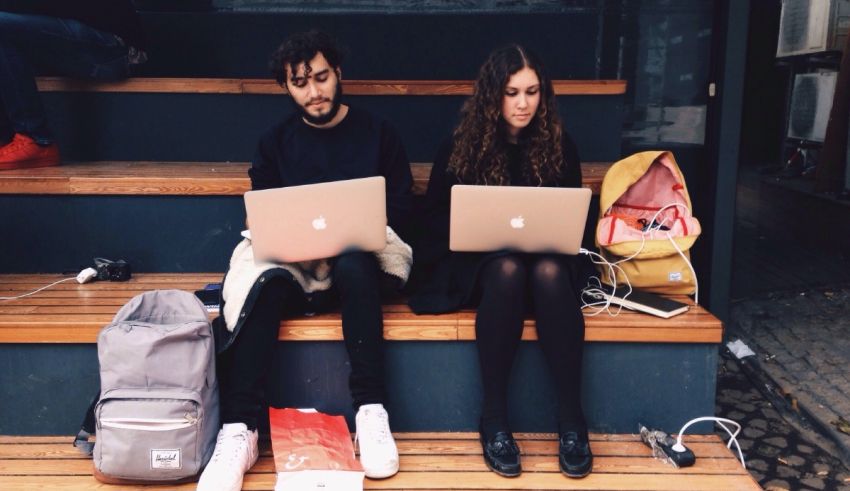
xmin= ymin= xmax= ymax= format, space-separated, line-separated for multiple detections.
xmin=100 ymin=414 xmax=198 ymax=431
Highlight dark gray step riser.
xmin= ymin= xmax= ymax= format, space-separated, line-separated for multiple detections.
xmin=41 ymin=93 xmax=624 ymax=163
xmin=3 ymin=195 xmax=243 ymax=273
xmin=127 ymin=12 xmax=606 ymax=79
xmin=1 ymin=195 xmax=600 ymax=273
xmin=0 ymin=342 xmax=717 ymax=435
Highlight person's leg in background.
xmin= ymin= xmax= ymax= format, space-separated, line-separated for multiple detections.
xmin=0 ymin=12 xmax=130 ymax=169
xmin=0 ymin=86 xmax=12 ymax=147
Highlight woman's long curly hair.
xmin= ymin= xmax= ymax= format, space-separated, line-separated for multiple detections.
xmin=448 ymin=45 xmax=564 ymax=186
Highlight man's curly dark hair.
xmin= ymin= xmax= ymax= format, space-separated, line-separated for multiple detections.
xmin=448 ymin=44 xmax=564 ymax=186
xmin=269 ymin=30 xmax=345 ymax=86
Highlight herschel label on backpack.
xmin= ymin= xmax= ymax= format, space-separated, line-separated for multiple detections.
xmin=89 ymin=289 xmax=219 ymax=484
xmin=595 ymin=151 xmax=701 ymax=295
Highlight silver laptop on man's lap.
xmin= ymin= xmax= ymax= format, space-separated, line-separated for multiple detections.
xmin=244 ymin=176 xmax=386 ymax=263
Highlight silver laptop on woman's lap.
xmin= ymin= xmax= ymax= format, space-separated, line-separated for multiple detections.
xmin=450 ymin=185 xmax=591 ymax=254
xmin=244 ymin=176 xmax=387 ymax=263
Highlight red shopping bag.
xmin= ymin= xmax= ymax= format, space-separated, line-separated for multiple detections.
xmin=270 ymin=408 xmax=364 ymax=491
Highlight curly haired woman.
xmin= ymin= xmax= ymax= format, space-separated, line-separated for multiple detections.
xmin=409 ymin=45 xmax=593 ymax=479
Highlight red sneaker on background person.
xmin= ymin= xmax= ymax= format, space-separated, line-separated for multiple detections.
xmin=0 ymin=133 xmax=60 ymax=170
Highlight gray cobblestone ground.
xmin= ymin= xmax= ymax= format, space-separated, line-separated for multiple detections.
xmin=728 ymin=287 xmax=850 ymax=465
xmin=715 ymin=351 xmax=850 ymax=490
xmin=725 ymin=164 xmax=850 ymax=489
xmin=716 ymin=282 xmax=850 ymax=489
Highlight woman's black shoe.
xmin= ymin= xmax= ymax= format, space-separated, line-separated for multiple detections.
xmin=479 ymin=427 xmax=521 ymax=477
xmin=559 ymin=431 xmax=593 ymax=478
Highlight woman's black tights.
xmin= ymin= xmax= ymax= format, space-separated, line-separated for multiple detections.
xmin=475 ymin=254 xmax=587 ymax=437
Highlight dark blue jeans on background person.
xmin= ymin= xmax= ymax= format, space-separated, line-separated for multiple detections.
xmin=0 ymin=11 xmax=130 ymax=146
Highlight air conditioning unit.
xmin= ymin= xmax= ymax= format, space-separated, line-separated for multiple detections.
xmin=777 ymin=0 xmax=850 ymax=57
xmin=787 ymin=71 xmax=838 ymax=141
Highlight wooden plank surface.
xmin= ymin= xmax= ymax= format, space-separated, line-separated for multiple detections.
xmin=0 ymin=161 xmax=609 ymax=196
xmin=0 ymin=433 xmax=727 ymax=443
xmin=0 ymin=455 xmax=750 ymax=475
xmin=0 ymin=274 xmax=722 ymax=344
xmin=36 ymin=77 xmax=627 ymax=96
xmin=0 ymin=433 xmax=760 ymax=490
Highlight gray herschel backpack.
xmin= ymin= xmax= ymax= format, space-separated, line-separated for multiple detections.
xmin=75 ymin=289 xmax=219 ymax=484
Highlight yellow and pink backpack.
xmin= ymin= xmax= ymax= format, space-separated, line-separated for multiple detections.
xmin=595 ymin=151 xmax=701 ymax=296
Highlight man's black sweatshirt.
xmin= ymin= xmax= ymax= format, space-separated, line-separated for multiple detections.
xmin=249 ymin=105 xmax=414 ymax=233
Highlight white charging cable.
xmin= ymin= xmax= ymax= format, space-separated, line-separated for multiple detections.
xmin=586 ymin=201 xmax=699 ymax=309
xmin=0 ymin=277 xmax=76 ymax=301
xmin=674 ymin=416 xmax=745 ymax=468
xmin=579 ymin=249 xmax=633 ymax=316
xmin=643 ymin=202 xmax=700 ymax=304
xmin=0 ymin=268 xmax=98 ymax=301
xmin=644 ymin=202 xmax=690 ymax=239
xmin=580 ymin=275 xmax=627 ymax=316
xmin=665 ymin=231 xmax=699 ymax=305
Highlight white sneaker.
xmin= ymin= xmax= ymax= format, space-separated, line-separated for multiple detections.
xmin=355 ymin=403 xmax=399 ymax=479
xmin=197 ymin=422 xmax=259 ymax=491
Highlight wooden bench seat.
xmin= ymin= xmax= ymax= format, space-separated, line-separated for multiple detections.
xmin=0 ymin=432 xmax=759 ymax=490
xmin=0 ymin=274 xmax=722 ymax=344
xmin=36 ymin=77 xmax=627 ymax=96
xmin=0 ymin=161 xmax=611 ymax=196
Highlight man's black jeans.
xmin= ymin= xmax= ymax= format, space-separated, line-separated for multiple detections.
xmin=219 ymin=251 xmax=386 ymax=430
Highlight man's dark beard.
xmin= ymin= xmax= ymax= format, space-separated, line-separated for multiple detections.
xmin=295 ymin=83 xmax=343 ymax=125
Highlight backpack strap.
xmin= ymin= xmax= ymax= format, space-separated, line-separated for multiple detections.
xmin=73 ymin=393 xmax=99 ymax=456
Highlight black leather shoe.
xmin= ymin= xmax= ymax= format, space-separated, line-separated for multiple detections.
xmin=479 ymin=428 xmax=521 ymax=477
xmin=559 ymin=431 xmax=593 ymax=478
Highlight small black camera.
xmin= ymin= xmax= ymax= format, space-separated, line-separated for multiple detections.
xmin=94 ymin=258 xmax=132 ymax=282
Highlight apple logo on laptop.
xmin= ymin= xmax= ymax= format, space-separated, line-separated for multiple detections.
xmin=510 ymin=216 xmax=525 ymax=229
xmin=312 ymin=215 xmax=327 ymax=230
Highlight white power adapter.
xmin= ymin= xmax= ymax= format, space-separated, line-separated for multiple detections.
xmin=76 ymin=267 xmax=97 ymax=284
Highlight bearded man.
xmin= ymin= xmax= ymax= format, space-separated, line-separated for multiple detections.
xmin=198 ymin=29 xmax=413 ymax=491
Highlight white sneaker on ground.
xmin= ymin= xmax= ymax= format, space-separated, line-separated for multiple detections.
xmin=355 ymin=403 xmax=399 ymax=479
xmin=197 ymin=422 xmax=259 ymax=491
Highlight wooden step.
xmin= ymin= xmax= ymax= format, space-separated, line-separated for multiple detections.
xmin=0 ymin=274 xmax=723 ymax=344
xmin=0 ymin=161 xmax=610 ymax=196
xmin=0 ymin=433 xmax=759 ymax=490
xmin=36 ymin=77 xmax=627 ymax=96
